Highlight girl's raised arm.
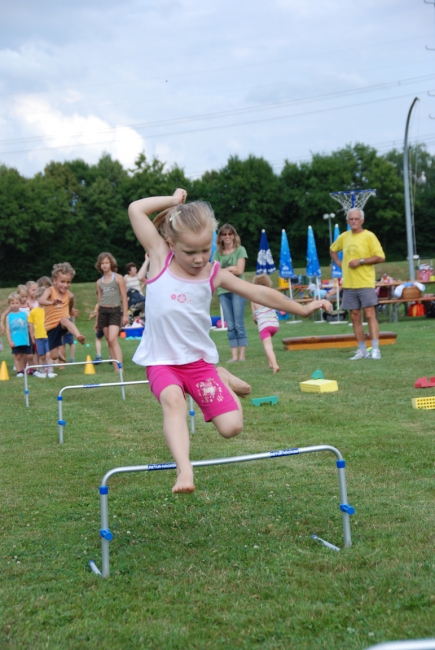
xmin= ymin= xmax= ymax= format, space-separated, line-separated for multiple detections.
xmin=128 ymin=189 xmax=187 ymax=253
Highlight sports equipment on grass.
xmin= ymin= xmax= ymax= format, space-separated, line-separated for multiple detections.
xmin=251 ymin=396 xmax=279 ymax=406
xmin=23 ymin=359 xmax=124 ymax=407
xmin=414 ymin=377 xmax=435 ymax=388
xmin=282 ymin=332 xmax=397 ymax=351
xmin=57 ymin=379 xmax=149 ymax=443
xmin=411 ymin=396 xmax=435 ymax=410
xmin=84 ymin=355 xmax=96 ymax=375
xmin=0 ymin=360 xmax=10 ymax=380
xmin=300 ymin=379 xmax=338 ymax=393
xmin=95 ymin=444 xmax=354 ymax=577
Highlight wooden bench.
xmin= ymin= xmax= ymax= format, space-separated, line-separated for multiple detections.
xmin=282 ymin=331 xmax=397 ymax=351
xmin=378 ymin=296 xmax=434 ymax=322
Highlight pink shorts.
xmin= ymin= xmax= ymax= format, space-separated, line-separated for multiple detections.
xmin=146 ymin=359 xmax=239 ymax=422
xmin=259 ymin=326 xmax=279 ymax=341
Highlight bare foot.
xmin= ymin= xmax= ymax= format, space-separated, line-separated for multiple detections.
xmin=217 ymin=366 xmax=251 ymax=398
xmin=77 ymin=335 xmax=86 ymax=345
xmin=172 ymin=469 xmax=195 ymax=494
xmin=272 ymin=365 xmax=280 ymax=374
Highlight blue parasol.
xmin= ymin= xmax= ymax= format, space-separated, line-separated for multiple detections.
xmin=256 ymin=229 xmax=276 ymax=275
xmin=279 ymin=229 xmax=294 ymax=278
xmin=306 ymin=226 xmax=322 ymax=278
xmin=331 ymin=223 xmax=342 ymax=279
xmin=210 ymin=230 xmax=217 ymax=262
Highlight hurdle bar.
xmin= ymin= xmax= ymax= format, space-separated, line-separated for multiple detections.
xmin=96 ymin=444 xmax=354 ymax=578
xmin=57 ymin=380 xmax=149 ymax=443
xmin=24 ymin=359 xmax=124 ymax=407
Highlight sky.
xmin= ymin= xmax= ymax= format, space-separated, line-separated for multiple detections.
xmin=1 ymin=0 xmax=435 ymax=180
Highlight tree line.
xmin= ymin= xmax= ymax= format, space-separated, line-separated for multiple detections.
xmin=1 ymin=142 xmax=433 ymax=285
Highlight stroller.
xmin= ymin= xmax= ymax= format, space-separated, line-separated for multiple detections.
xmin=127 ymin=289 xmax=145 ymax=325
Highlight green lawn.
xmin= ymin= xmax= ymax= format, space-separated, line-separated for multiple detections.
xmin=1 ymin=267 xmax=434 ymax=649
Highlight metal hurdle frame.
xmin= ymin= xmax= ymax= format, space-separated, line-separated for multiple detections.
xmin=57 ymin=380 xmax=149 ymax=443
xmin=96 ymin=444 xmax=354 ymax=578
xmin=23 ymin=359 xmax=124 ymax=407
xmin=365 ymin=641 xmax=435 ymax=650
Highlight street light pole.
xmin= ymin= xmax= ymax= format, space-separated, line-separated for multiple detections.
xmin=323 ymin=213 xmax=336 ymax=247
xmin=404 ymin=97 xmax=419 ymax=281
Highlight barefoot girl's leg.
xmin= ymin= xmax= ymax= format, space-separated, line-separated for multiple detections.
xmin=262 ymin=337 xmax=279 ymax=373
xmin=159 ymin=384 xmax=195 ymax=494
xmin=211 ymin=367 xmax=247 ymax=438
xmin=216 ymin=366 xmax=251 ymax=398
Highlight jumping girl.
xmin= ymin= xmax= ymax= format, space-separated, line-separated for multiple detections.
xmin=129 ymin=189 xmax=332 ymax=494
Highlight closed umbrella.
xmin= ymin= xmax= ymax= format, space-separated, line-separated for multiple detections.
xmin=256 ymin=229 xmax=276 ymax=275
xmin=280 ymin=229 xmax=301 ymax=323
xmin=306 ymin=225 xmax=324 ymax=323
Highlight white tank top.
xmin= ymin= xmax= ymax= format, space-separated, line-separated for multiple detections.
xmin=133 ymin=252 xmax=220 ymax=367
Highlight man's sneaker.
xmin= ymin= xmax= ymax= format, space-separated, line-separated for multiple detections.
xmin=69 ymin=358 xmax=75 ymax=363
xmin=34 ymin=371 xmax=46 ymax=379
xmin=371 ymin=349 xmax=381 ymax=359
xmin=93 ymin=355 xmax=103 ymax=364
xmin=349 ymin=349 xmax=370 ymax=360
xmin=16 ymin=372 xmax=24 ymax=378
xmin=47 ymin=372 xmax=58 ymax=378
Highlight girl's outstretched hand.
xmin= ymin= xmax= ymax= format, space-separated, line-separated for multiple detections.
xmin=173 ymin=188 xmax=187 ymax=204
xmin=305 ymin=299 xmax=333 ymax=316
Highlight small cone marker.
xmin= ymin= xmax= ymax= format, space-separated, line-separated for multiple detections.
xmin=84 ymin=355 xmax=96 ymax=375
xmin=0 ymin=360 xmax=10 ymax=380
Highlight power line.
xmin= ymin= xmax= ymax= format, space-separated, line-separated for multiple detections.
xmin=2 ymin=73 xmax=435 ymax=150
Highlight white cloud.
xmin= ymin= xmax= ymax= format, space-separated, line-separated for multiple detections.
xmin=10 ymin=96 xmax=143 ymax=169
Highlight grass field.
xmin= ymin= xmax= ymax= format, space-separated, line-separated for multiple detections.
xmin=1 ymin=265 xmax=435 ymax=649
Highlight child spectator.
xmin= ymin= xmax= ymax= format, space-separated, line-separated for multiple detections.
xmin=28 ymin=287 xmax=57 ymax=378
xmin=5 ymin=292 xmax=32 ymax=378
xmin=16 ymin=285 xmax=31 ymax=316
xmin=37 ymin=276 xmax=53 ymax=289
xmin=38 ymin=262 xmax=85 ymax=362
xmin=26 ymin=281 xmax=39 ymax=309
xmin=95 ymin=252 xmax=129 ymax=372
xmin=251 ymin=274 xmax=281 ymax=373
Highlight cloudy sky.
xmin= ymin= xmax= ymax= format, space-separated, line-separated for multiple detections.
xmin=1 ymin=1 xmax=434 ymax=179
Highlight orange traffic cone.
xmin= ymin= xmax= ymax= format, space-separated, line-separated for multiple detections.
xmin=0 ymin=360 xmax=10 ymax=380
xmin=84 ymin=355 xmax=96 ymax=375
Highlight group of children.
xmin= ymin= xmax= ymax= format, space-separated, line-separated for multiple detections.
xmin=0 ymin=264 xmax=86 ymax=378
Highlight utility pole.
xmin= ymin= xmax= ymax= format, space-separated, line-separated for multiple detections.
xmin=404 ymin=97 xmax=419 ymax=281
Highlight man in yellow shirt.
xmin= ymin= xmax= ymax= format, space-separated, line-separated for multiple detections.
xmin=330 ymin=208 xmax=385 ymax=360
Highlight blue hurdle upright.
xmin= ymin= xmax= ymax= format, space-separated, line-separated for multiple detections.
xmin=57 ymin=380 xmax=149 ymax=443
xmin=24 ymin=359 xmax=124 ymax=407
xmin=96 ymin=444 xmax=354 ymax=577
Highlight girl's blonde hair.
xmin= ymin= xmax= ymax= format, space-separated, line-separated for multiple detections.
xmin=8 ymin=292 xmax=20 ymax=303
xmin=17 ymin=284 xmax=29 ymax=296
xmin=35 ymin=286 xmax=45 ymax=300
xmin=153 ymin=201 xmax=218 ymax=244
xmin=52 ymin=263 xmax=76 ymax=279
xmin=26 ymin=281 xmax=37 ymax=290
xmin=252 ymin=274 xmax=273 ymax=288
xmin=216 ymin=223 xmax=241 ymax=252
xmin=37 ymin=276 xmax=53 ymax=288
xmin=95 ymin=252 xmax=118 ymax=273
